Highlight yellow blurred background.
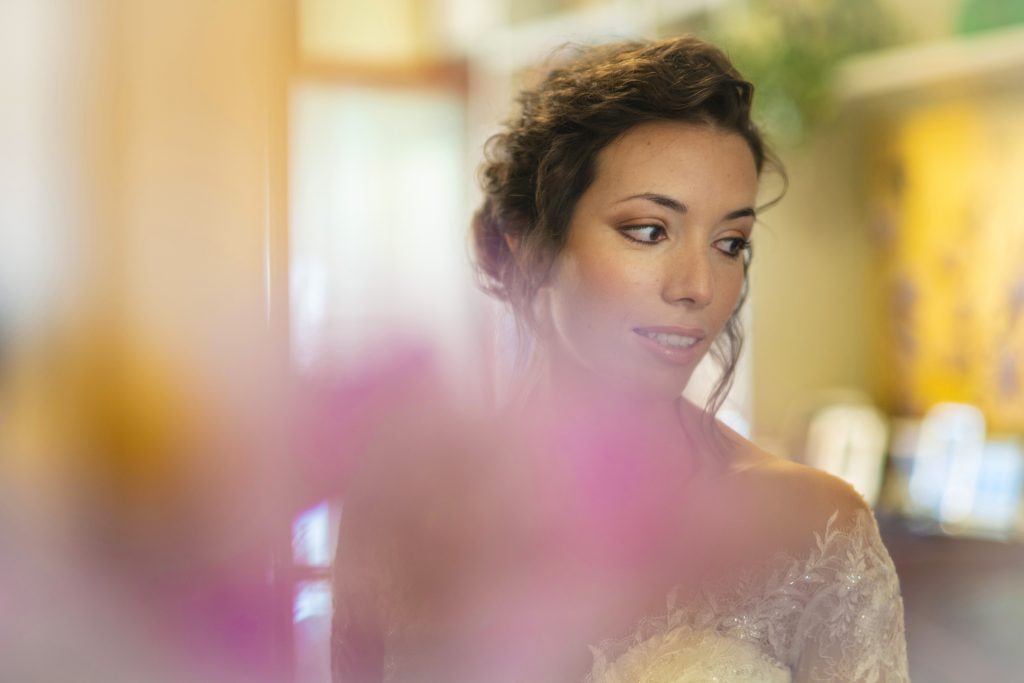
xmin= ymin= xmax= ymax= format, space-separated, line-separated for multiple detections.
xmin=2 ymin=1 xmax=1023 ymax=681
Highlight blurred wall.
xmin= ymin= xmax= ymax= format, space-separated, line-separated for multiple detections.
xmin=749 ymin=0 xmax=1024 ymax=443
xmin=750 ymin=119 xmax=875 ymax=444
xmin=868 ymin=92 xmax=1024 ymax=432
xmin=1 ymin=1 xmax=293 ymax=680
xmin=884 ymin=0 xmax=966 ymax=40
xmin=300 ymin=0 xmax=435 ymax=64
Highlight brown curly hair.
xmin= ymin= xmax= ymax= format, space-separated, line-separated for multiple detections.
xmin=471 ymin=36 xmax=784 ymax=416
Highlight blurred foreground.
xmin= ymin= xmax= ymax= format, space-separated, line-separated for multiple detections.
xmin=3 ymin=1 xmax=1024 ymax=681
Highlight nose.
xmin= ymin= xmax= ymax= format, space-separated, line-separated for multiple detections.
xmin=661 ymin=246 xmax=713 ymax=308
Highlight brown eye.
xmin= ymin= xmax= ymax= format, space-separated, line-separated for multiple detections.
xmin=620 ymin=224 xmax=667 ymax=244
xmin=715 ymin=237 xmax=751 ymax=258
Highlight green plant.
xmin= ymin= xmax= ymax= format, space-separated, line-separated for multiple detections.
xmin=710 ymin=0 xmax=902 ymax=143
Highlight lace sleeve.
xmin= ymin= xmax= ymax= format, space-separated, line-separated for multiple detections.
xmin=791 ymin=510 xmax=909 ymax=683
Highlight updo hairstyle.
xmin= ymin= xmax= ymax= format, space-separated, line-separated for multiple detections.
xmin=471 ymin=36 xmax=784 ymax=416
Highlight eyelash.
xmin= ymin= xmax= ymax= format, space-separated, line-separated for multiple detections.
xmin=717 ymin=237 xmax=752 ymax=259
xmin=619 ymin=225 xmax=752 ymax=259
xmin=620 ymin=224 xmax=667 ymax=244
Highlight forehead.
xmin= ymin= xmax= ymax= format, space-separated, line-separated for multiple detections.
xmin=589 ymin=121 xmax=758 ymax=201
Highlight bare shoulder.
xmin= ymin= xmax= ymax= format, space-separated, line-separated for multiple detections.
xmin=709 ymin=421 xmax=872 ymax=555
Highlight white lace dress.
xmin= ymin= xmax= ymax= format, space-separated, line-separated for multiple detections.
xmin=336 ymin=508 xmax=909 ymax=683
xmin=585 ymin=509 xmax=909 ymax=683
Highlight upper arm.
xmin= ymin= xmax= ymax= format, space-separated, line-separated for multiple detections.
xmin=331 ymin=582 xmax=386 ymax=683
xmin=808 ymin=470 xmax=872 ymax=535
xmin=751 ymin=460 xmax=871 ymax=557
xmin=788 ymin=473 xmax=909 ymax=682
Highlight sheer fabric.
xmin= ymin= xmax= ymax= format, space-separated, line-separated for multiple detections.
xmin=587 ymin=509 xmax=909 ymax=682
xmin=334 ymin=508 xmax=909 ymax=682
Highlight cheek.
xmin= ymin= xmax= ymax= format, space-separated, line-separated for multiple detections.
xmin=545 ymin=252 xmax=645 ymax=345
xmin=712 ymin=265 xmax=747 ymax=324
xmin=559 ymin=253 xmax=645 ymax=321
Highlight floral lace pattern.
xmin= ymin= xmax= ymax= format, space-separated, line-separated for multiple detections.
xmin=586 ymin=509 xmax=909 ymax=683
xmin=335 ymin=509 xmax=909 ymax=682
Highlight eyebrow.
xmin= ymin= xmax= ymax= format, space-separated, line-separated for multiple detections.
xmin=617 ymin=192 xmax=687 ymax=213
xmin=616 ymin=192 xmax=757 ymax=221
xmin=725 ymin=207 xmax=757 ymax=221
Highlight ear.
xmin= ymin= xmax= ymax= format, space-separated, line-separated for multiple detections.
xmin=503 ymin=232 xmax=520 ymax=255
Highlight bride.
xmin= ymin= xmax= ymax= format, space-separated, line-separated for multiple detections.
xmin=332 ymin=36 xmax=909 ymax=682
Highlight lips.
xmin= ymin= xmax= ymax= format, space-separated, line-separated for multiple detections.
xmin=632 ymin=326 xmax=706 ymax=365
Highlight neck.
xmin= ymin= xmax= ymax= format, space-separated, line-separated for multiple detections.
xmin=522 ymin=348 xmax=716 ymax=470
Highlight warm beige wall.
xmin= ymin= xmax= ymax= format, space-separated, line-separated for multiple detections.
xmin=750 ymin=119 xmax=875 ymax=448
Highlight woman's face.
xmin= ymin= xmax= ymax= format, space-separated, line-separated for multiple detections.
xmin=538 ymin=121 xmax=758 ymax=400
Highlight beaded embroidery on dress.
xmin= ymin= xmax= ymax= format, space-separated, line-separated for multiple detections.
xmin=586 ymin=508 xmax=909 ymax=683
